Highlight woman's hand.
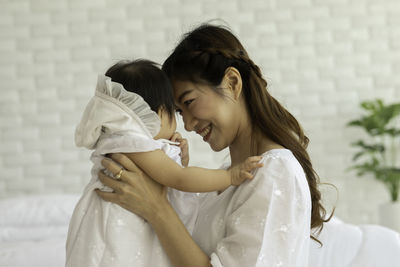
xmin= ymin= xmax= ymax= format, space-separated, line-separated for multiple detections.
xmin=95 ymin=153 xmax=168 ymax=222
xmin=171 ymin=132 xmax=189 ymax=167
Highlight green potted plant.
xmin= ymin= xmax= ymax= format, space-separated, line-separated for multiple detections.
xmin=347 ymin=99 xmax=400 ymax=232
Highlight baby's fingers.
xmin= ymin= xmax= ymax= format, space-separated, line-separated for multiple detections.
xmin=179 ymin=138 xmax=188 ymax=148
xmin=244 ymin=156 xmax=264 ymax=170
xmin=240 ymin=169 xmax=255 ymax=180
xmin=170 ymin=132 xmax=183 ymax=142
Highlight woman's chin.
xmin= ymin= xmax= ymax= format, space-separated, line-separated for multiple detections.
xmin=208 ymin=140 xmax=226 ymax=152
xmin=210 ymin=146 xmax=223 ymax=152
xmin=205 ymin=130 xmax=227 ymax=151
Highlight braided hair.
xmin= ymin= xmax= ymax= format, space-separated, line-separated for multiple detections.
xmin=162 ymin=24 xmax=330 ymax=243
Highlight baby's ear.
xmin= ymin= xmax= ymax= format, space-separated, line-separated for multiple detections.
xmin=157 ymin=106 xmax=165 ymax=118
xmin=223 ymin=67 xmax=243 ymax=100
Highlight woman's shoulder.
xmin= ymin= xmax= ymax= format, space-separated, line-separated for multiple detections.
xmin=257 ymin=148 xmax=303 ymax=179
xmin=230 ymin=148 xmax=310 ymax=211
xmin=234 ymin=149 xmax=308 ymax=200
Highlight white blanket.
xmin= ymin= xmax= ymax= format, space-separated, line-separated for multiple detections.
xmin=1 ymin=195 xmax=399 ymax=267
xmin=0 ymin=194 xmax=80 ymax=267
xmin=309 ymin=217 xmax=400 ymax=267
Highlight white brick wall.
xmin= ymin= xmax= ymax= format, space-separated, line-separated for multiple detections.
xmin=1 ymin=0 xmax=399 ymax=225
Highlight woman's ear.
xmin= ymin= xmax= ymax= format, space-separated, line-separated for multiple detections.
xmin=222 ymin=67 xmax=242 ymax=100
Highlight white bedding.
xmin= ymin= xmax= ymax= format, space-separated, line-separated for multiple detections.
xmin=309 ymin=217 xmax=400 ymax=267
xmin=0 ymin=194 xmax=80 ymax=267
xmin=1 ymin=194 xmax=399 ymax=267
xmin=0 ymin=238 xmax=67 ymax=267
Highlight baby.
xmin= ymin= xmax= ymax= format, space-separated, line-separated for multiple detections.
xmin=66 ymin=59 xmax=262 ymax=267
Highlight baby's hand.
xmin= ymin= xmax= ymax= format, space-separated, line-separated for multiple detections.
xmin=230 ymin=156 xmax=263 ymax=186
xmin=170 ymin=132 xmax=189 ymax=167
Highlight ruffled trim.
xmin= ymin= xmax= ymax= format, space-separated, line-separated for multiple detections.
xmin=95 ymin=74 xmax=161 ymax=138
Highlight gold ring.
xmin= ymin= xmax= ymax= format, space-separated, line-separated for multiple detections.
xmin=115 ymin=169 xmax=124 ymax=179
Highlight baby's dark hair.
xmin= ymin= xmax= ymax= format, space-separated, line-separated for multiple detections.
xmin=105 ymin=59 xmax=175 ymax=120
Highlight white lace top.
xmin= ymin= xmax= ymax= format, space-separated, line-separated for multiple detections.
xmin=193 ymin=149 xmax=311 ymax=267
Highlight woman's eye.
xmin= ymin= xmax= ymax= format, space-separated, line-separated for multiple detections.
xmin=183 ymin=99 xmax=194 ymax=106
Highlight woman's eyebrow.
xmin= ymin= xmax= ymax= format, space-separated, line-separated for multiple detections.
xmin=177 ymin=89 xmax=193 ymax=103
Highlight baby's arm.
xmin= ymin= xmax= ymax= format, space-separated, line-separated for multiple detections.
xmin=124 ymin=151 xmax=263 ymax=192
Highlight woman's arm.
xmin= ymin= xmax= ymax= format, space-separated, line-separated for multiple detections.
xmin=125 ymin=150 xmax=262 ymax=192
xmin=149 ymin=196 xmax=211 ymax=267
xmin=96 ymin=154 xmax=211 ymax=267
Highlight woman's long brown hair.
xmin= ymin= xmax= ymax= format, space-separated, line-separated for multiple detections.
xmin=162 ymin=23 xmax=331 ymax=243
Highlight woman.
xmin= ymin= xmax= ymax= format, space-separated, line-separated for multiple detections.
xmin=96 ymin=24 xmax=328 ymax=267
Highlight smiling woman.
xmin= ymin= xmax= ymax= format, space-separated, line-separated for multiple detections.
xmin=162 ymin=24 xmax=328 ymax=236
xmin=173 ymin=78 xmax=243 ymax=150
xmin=97 ymin=23 xmax=329 ymax=267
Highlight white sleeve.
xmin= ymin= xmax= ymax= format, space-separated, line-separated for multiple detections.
xmin=210 ymin=156 xmax=311 ymax=267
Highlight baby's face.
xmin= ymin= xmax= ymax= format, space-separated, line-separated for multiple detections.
xmin=154 ymin=109 xmax=177 ymax=140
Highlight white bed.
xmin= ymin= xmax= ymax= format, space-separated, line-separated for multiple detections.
xmin=309 ymin=217 xmax=400 ymax=267
xmin=1 ymin=194 xmax=399 ymax=267
xmin=0 ymin=194 xmax=80 ymax=267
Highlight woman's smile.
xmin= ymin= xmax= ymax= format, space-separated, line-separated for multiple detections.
xmin=197 ymin=124 xmax=212 ymax=142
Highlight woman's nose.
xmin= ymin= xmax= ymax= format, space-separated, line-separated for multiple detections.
xmin=182 ymin=111 xmax=197 ymax=132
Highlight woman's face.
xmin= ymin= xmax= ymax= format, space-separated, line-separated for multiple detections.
xmin=173 ymin=80 xmax=240 ymax=151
